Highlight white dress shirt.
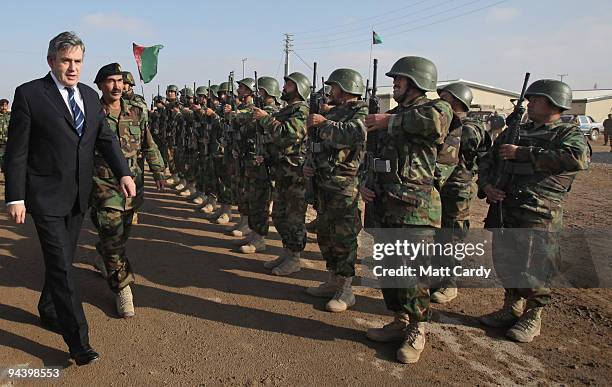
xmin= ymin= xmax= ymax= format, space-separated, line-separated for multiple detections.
xmin=7 ymin=72 xmax=86 ymax=206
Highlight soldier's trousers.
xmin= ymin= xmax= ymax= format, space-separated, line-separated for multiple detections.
xmin=0 ymin=144 xmax=5 ymax=173
xmin=380 ymin=224 xmax=434 ymax=322
xmin=247 ymin=165 xmax=272 ymax=236
xmin=316 ymin=189 xmax=361 ymax=277
xmin=272 ymin=171 xmax=307 ymax=253
xmin=213 ymin=155 xmax=232 ymax=204
xmin=166 ymin=146 xmax=177 ymax=175
xmin=492 ymin=207 xmax=554 ymax=307
xmin=90 ymin=207 xmax=136 ymax=293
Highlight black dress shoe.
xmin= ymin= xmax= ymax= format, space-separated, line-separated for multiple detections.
xmin=70 ymin=347 xmax=100 ymax=366
xmin=40 ymin=316 xmax=62 ymax=334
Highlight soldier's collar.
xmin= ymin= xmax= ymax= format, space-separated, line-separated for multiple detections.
xmin=400 ymin=94 xmax=428 ymax=107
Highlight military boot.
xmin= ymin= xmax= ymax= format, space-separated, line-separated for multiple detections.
xmin=179 ymin=183 xmax=196 ymax=197
xmin=480 ymin=292 xmax=526 ymax=328
xmin=506 ymin=305 xmax=543 ymax=343
xmin=214 ymin=204 xmax=232 ymax=225
xmin=232 ymin=216 xmax=251 ymax=237
xmin=272 ymin=251 xmax=301 ymax=276
xmin=190 ymin=192 xmax=205 ymax=204
xmin=430 ymin=287 xmax=458 ymax=304
xmin=166 ymin=174 xmax=179 ymax=186
xmin=325 ymin=276 xmax=355 ymax=313
xmin=199 ymin=196 xmax=218 ymax=213
xmin=306 ymin=271 xmax=337 ymax=298
xmin=233 ymin=232 xmax=254 ymax=246
xmin=305 ymin=215 xmax=319 ymax=233
xmin=116 ymin=285 xmax=135 ymax=318
xmin=240 ymin=233 xmax=266 ymax=254
xmin=263 ymin=247 xmax=289 ymax=269
xmin=396 ymin=322 xmax=426 ymax=364
xmin=366 ymin=312 xmax=410 ymax=342
xmin=175 ymin=179 xmax=187 ymax=191
xmin=131 ymin=212 xmax=139 ymax=225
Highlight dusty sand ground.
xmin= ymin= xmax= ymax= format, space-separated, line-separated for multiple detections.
xmin=0 ymin=143 xmax=610 ymax=386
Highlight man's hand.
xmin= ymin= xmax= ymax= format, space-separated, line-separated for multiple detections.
xmin=205 ymin=108 xmax=215 ymax=117
xmin=251 ymin=107 xmax=268 ymax=120
xmin=255 ymin=155 xmax=264 ymax=165
xmin=224 ymin=104 xmax=232 ymax=114
xmin=120 ymin=176 xmax=137 ymax=198
xmin=307 ymin=114 xmax=326 ymax=128
xmin=7 ymin=203 xmax=26 ymax=224
xmin=499 ymin=144 xmax=519 ymax=160
xmin=320 ymin=104 xmax=333 ymax=114
xmin=360 ymin=186 xmax=376 ymax=203
xmin=303 ymin=165 xmax=315 ymax=178
xmin=365 ymin=113 xmax=392 ymax=132
xmin=155 ymin=179 xmax=166 ymax=191
xmin=483 ymin=184 xmax=506 ymax=203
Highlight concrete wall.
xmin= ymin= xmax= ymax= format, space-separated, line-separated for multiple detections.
xmin=567 ymin=101 xmax=587 ymax=116
xmin=584 ymin=99 xmax=612 ymax=122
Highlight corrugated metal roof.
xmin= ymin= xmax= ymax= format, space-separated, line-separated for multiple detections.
xmin=572 ymin=89 xmax=612 ymax=101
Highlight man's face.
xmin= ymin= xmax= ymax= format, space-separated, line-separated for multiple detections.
xmin=122 ymin=83 xmax=131 ymax=93
xmin=0 ymin=103 xmax=8 ymax=113
xmin=238 ymin=83 xmax=251 ymax=98
xmin=47 ymin=46 xmax=83 ymax=87
xmin=527 ymin=95 xmax=559 ymax=123
xmin=392 ymin=76 xmax=409 ymax=101
xmin=198 ymin=95 xmax=207 ymax=105
xmin=281 ymin=80 xmax=298 ymax=101
xmin=98 ymin=74 xmax=123 ymax=103
xmin=218 ymin=92 xmax=227 ymax=102
xmin=329 ymin=84 xmax=344 ymax=105
xmin=166 ymin=90 xmax=176 ymax=101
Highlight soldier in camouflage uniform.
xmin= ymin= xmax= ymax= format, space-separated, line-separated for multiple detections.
xmin=204 ymin=82 xmax=234 ymax=224
xmin=197 ymin=84 xmax=223 ymax=214
xmin=176 ymin=87 xmax=200 ymax=199
xmin=164 ymin=84 xmax=181 ymax=186
xmin=252 ymin=72 xmax=310 ymax=275
xmin=235 ymin=76 xmax=281 ymax=254
xmin=91 ymin=63 xmax=165 ymax=318
xmin=190 ymin=85 xmax=212 ymax=206
xmin=431 ymin=83 xmax=491 ymax=304
xmin=121 ymin=71 xmax=148 ymax=112
xmin=360 ymin=56 xmax=452 ymax=363
xmin=302 ymin=68 xmax=367 ymax=313
xmin=224 ymin=78 xmax=256 ymax=237
xmin=0 ymin=98 xmax=10 ymax=173
xmin=478 ymin=79 xmax=589 ymax=343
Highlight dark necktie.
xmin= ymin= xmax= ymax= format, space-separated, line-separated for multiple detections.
xmin=66 ymin=87 xmax=84 ymax=136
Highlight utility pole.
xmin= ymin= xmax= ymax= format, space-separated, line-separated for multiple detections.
xmin=283 ymin=33 xmax=293 ymax=77
xmin=241 ymin=58 xmax=247 ymax=79
xmin=558 ymin=73 xmax=568 ymax=82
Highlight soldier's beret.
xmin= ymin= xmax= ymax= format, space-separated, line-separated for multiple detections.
xmin=94 ymin=63 xmax=123 ymax=84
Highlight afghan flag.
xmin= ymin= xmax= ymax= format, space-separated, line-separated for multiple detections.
xmin=372 ymin=31 xmax=383 ymax=45
xmin=132 ymin=43 xmax=164 ymax=83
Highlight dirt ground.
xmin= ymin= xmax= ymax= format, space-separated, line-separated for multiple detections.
xmin=0 ymin=143 xmax=610 ymax=386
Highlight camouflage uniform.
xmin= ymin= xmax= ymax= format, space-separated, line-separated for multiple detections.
xmin=210 ymin=100 xmax=233 ymax=206
xmin=312 ymin=101 xmax=367 ymax=277
xmin=90 ymin=98 xmax=165 ymax=293
xmin=372 ymin=94 xmax=452 ymax=321
xmin=259 ymin=100 xmax=309 ymax=252
xmin=0 ymin=109 xmax=10 ymax=172
xmin=478 ymin=119 xmax=589 ymax=306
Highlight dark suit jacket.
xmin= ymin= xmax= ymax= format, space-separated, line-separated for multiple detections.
xmin=4 ymin=73 xmax=131 ymax=216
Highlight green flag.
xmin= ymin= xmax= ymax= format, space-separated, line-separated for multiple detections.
xmin=372 ymin=31 xmax=383 ymax=45
xmin=132 ymin=43 xmax=163 ymax=83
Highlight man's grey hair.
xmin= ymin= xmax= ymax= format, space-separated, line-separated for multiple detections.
xmin=47 ymin=31 xmax=85 ymax=59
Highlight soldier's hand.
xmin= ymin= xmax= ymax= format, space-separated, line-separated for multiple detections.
xmin=255 ymin=155 xmax=264 ymax=165
xmin=320 ymin=104 xmax=332 ymax=114
xmin=252 ymin=107 xmax=268 ymax=120
xmin=365 ymin=113 xmax=392 ymax=131
xmin=499 ymin=144 xmax=519 ymax=160
xmin=192 ymin=103 xmax=201 ymax=111
xmin=155 ymin=179 xmax=166 ymax=191
xmin=303 ymin=165 xmax=315 ymax=178
xmin=307 ymin=114 xmax=326 ymax=128
xmin=483 ymin=184 xmax=506 ymax=203
xmin=205 ymin=108 xmax=215 ymax=116
xmin=224 ymin=104 xmax=232 ymax=114
xmin=360 ymin=186 xmax=376 ymax=202
xmin=232 ymin=149 xmax=239 ymax=159
xmin=7 ymin=203 xmax=27 ymax=224
xmin=120 ymin=176 xmax=137 ymax=198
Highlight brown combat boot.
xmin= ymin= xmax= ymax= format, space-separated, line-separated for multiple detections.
xmin=430 ymin=287 xmax=458 ymax=304
xmin=396 ymin=322 xmax=426 ymax=364
xmin=506 ymin=305 xmax=543 ymax=343
xmin=366 ymin=312 xmax=410 ymax=342
xmin=306 ymin=271 xmax=337 ymax=298
xmin=214 ymin=204 xmax=232 ymax=225
xmin=239 ymin=233 xmax=266 ymax=254
xmin=272 ymin=251 xmax=301 ymax=276
xmin=480 ymin=292 xmax=526 ymax=328
xmin=263 ymin=248 xmax=289 ymax=269
xmin=325 ymin=276 xmax=355 ymax=313
xmin=231 ymin=215 xmax=251 ymax=237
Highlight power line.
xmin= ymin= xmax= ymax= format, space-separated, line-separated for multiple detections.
xmin=292 ymin=51 xmax=313 ymax=71
xmin=295 ymin=0 xmax=508 ymax=51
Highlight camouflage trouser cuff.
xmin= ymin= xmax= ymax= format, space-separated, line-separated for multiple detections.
xmin=153 ymin=172 xmax=166 ymax=181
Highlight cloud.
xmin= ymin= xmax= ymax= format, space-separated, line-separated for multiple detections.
xmin=81 ymin=12 xmax=151 ymax=33
xmin=488 ymin=7 xmax=519 ymax=22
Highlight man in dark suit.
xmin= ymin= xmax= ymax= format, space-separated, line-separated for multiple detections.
xmin=4 ymin=31 xmax=136 ymax=366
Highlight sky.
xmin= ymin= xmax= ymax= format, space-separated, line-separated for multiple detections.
xmin=0 ymin=0 xmax=610 ymax=104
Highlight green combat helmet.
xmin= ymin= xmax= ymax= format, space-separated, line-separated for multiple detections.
xmin=166 ymin=84 xmax=179 ymax=93
xmin=209 ymin=84 xmax=219 ymax=96
xmin=284 ymin=72 xmax=311 ymax=101
xmin=385 ymin=56 xmax=438 ymax=92
xmin=324 ymin=68 xmax=365 ymax=96
xmin=122 ymin=71 xmax=136 ymax=86
xmin=217 ymin=82 xmax=230 ymax=95
xmin=196 ymin=86 xmax=209 ymax=96
xmin=258 ymin=76 xmax=281 ymax=100
xmin=438 ymin=82 xmax=473 ymax=111
xmin=524 ymin=79 xmax=572 ymax=111
xmin=180 ymin=87 xmax=194 ymax=98
xmin=237 ymin=77 xmax=256 ymax=92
